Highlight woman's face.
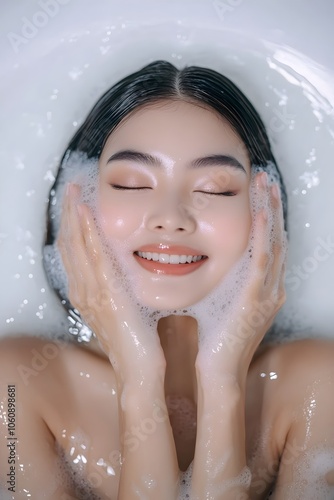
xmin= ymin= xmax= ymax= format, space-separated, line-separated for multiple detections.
xmin=98 ymin=100 xmax=252 ymax=309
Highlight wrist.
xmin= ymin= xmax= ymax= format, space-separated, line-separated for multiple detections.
xmin=195 ymin=362 xmax=248 ymax=399
xmin=118 ymin=387 xmax=169 ymax=432
xmin=113 ymin=361 xmax=166 ymax=393
xmin=195 ymin=355 xmax=249 ymax=391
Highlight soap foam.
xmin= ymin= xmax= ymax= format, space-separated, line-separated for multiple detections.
xmin=43 ymin=152 xmax=99 ymax=305
xmin=178 ymin=461 xmax=251 ymax=499
xmin=178 ymin=461 xmax=193 ymax=499
xmin=55 ymin=442 xmax=103 ymax=500
xmin=278 ymin=447 xmax=334 ymax=499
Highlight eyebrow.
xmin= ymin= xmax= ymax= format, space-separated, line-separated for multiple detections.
xmin=106 ymin=149 xmax=246 ymax=173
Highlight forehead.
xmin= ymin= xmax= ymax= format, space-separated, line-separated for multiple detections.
xmin=100 ymin=100 xmax=250 ymax=167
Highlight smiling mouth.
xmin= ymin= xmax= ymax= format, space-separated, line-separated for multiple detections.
xmin=133 ymin=251 xmax=208 ymax=275
xmin=134 ymin=251 xmax=207 ymax=264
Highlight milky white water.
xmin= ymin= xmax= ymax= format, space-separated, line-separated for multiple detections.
xmin=1 ymin=1 xmax=334 ymax=341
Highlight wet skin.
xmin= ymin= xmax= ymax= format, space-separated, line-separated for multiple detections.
xmin=1 ymin=335 xmax=334 ymax=499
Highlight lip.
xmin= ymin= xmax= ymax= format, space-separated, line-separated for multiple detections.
xmin=133 ymin=244 xmax=208 ymax=276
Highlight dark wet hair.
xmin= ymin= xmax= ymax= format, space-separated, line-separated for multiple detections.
xmin=45 ymin=59 xmax=287 ymax=247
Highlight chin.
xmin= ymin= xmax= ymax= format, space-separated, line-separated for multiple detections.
xmin=128 ymin=268 xmax=226 ymax=312
xmin=134 ymin=288 xmax=210 ymax=312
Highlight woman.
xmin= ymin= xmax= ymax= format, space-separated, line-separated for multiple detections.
xmin=1 ymin=60 xmax=334 ymax=499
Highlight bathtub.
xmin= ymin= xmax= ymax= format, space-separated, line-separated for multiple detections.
xmin=1 ymin=0 xmax=334 ymax=340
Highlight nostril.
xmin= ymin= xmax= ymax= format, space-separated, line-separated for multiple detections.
xmin=155 ymin=226 xmax=186 ymax=231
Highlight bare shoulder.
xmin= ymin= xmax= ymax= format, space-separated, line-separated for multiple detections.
xmin=258 ymin=341 xmax=334 ymax=497
xmin=259 ymin=337 xmax=334 ymax=384
xmin=248 ymin=338 xmax=334 ymax=450
xmin=0 ymin=336 xmax=68 ymax=496
xmin=253 ymin=337 xmax=334 ymax=444
xmin=248 ymin=339 xmax=334 ymax=498
xmin=0 ymin=336 xmax=116 ymax=498
xmin=0 ymin=334 xmax=113 ymax=399
xmin=252 ymin=338 xmax=334 ymax=405
xmin=0 ymin=335 xmax=75 ymax=389
xmin=0 ymin=335 xmax=78 ymax=442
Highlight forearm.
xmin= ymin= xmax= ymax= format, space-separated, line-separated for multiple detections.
xmin=117 ymin=371 xmax=179 ymax=500
xmin=191 ymin=369 xmax=250 ymax=499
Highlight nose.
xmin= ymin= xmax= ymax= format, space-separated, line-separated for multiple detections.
xmin=146 ymin=198 xmax=197 ymax=234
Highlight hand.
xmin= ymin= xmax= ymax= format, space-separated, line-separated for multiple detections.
xmin=190 ymin=172 xmax=287 ymax=498
xmin=195 ymin=171 xmax=287 ymax=379
xmin=58 ymin=183 xmax=180 ymax=498
xmin=57 ymin=183 xmax=166 ymax=382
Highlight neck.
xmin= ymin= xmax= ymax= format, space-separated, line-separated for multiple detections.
xmin=158 ymin=315 xmax=198 ymax=404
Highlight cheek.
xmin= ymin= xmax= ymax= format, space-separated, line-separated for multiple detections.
xmin=204 ymin=200 xmax=252 ymax=255
xmin=97 ymin=191 xmax=143 ymax=240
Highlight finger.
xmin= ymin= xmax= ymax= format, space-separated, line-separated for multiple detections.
xmin=79 ymin=202 xmax=128 ymax=302
xmin=77 ymin=203 xmax=100 ymax=264
xmin=57 ymin=184 xmax=94 ymax=306
xmin=277 ymin=261 xmax=287 ymax=305
xmin=249 ymin=173 xmax=271 ymax=290
xmin=77 ymin=203 xmax=112 ymax=293
xmin=75 ymin=202 xmax=122 ymax=324
xmin=270 ymin=183 xmax=285 ymax=245
xmin=267 ymin=183 xmax=287 ymax=292
xmin=57 ymin=183 xmax=82 ymax=252
xmin=75 ymin=203 xmax=112 ymax=313
xmin=67 ymin=183 xmax=87 ymax=256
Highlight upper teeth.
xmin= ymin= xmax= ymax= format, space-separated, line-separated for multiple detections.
xmin=136 ymin=251 xmax=205 ymax=264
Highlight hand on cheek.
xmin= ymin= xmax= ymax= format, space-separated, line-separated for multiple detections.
xmin=195 ymin=171 xmax=287 ymax=381
xmin=57 ymin=183 xmax=166 ymax=382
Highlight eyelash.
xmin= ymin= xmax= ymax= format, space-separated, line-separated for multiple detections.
xmin=197 ymin=191 xmax=236 ymax=197
xmin=111 ymin=184 xmax=150 ymax=190
xmin=110 ymin=185 xmax=236 ymax=196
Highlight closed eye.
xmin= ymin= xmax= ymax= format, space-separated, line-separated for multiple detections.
xmin=110 ymin=184 xmax=152 ymax=190
xmin=195 ymin=191 xmax=237 ymax=196
xmin=110 ymin=185 xmax=236 ymax=196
